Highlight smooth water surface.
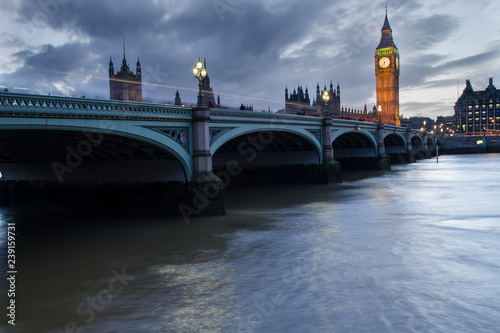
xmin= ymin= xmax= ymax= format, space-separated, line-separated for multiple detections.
xmin=1 ymin=154 xmax=500 ymax=332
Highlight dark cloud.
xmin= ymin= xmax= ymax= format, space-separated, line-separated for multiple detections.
xmin=1 ymin=0 xmax=499 ymax=117
xmin=397 ymin=14 xmax=459 ymax=50
xmin=15 ymin=0 xmax=168 ymax=39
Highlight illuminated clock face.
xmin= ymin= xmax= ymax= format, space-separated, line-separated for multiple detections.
xmin=379 ymin=57 xmax=390 ymax=68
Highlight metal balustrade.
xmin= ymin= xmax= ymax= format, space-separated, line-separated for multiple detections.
xmin=0 ymin=92 xmax=192 ymax=118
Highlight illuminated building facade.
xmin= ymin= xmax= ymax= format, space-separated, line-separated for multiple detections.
xmin=454 ymin=78 xmax=500 ymax=135
xmin=375 ymin=11 xmax=400 ymax=125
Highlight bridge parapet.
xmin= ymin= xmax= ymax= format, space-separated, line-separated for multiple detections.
xmin=210 ymin=109 xmax=323 ymax=126
xmin=0 ymin=92 xmax=191 ymax=120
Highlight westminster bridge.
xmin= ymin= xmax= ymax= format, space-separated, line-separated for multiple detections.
xmin=0 ymin=92 xmax=435 ymax=215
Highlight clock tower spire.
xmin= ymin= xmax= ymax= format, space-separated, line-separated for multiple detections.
xmin=375 ymin=10 xmax=400 ymax=125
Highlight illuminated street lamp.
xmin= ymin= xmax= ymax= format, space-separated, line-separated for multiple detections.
xmin=377 ymin=105 xmax=382 ymax=123
xmin=322 ymin=88 xmax=330 ymax=118
xmin=193 ymin=58 xmax=207 ymax=107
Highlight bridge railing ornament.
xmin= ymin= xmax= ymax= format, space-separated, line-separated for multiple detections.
xmin=210 ymin=109 xmax=323 ymax=126
xmin=0 ymin=92 xmax=192 ymax=119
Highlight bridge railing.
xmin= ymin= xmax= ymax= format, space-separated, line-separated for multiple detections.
xmin=210 ymin=108 xmax=324 ymax=125
xmin=0 ymin=92 xmax=192 ymax=119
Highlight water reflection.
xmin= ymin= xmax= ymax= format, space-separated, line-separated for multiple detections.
xmin=0 ymin=154 xmax=499 ymax=332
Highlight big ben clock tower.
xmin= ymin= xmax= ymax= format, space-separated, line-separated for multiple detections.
xmin=375 ymin=11 xmax=400 ymax=126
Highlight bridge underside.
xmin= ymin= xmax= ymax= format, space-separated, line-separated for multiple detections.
xmin=411 ymin=136 xmax=423 ymax=151
xmin=0 ymin=130 xmax=185 ymax=182
xmin=213 ymin=131 xmax=319 ymax=166
xmin=384 ymin=134 xmax=406 ymax=154
xmin=333 ymin=132 xmax=376 ymax=158
xmin=212 ymin=130 xmax=323 ymax=184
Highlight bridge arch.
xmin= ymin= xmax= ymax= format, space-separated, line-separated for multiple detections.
xmin=211 ymin=127 xmax=322 ymax=166
xmin=383 ymin=132 xmax=407 ymax=154
xmin=426 ymin=137 xmax=434 ymax=149
xmin=410 ymin=135 xmax=424 ymax=151
xmin=0 ymin=119 xmax=192 ymax=181
xmin=331 ymin=130 xmax=377 ymax=158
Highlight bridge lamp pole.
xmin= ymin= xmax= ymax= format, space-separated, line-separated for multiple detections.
xmin=322 ymin=88 xmax=330 ymax=118
xmin=193 ymin=58 xmax=207 ymax=107
xmin=377 ymin=105 xmax=382 ymax=123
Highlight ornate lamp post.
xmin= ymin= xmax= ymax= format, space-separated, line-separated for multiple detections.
xmin=193 ymin=58 xmax=207 ymax=107
xmin=322 ymin=88 xmax=330 ymax=118
xmin=377 ymin=105 xmax=382 ymax=123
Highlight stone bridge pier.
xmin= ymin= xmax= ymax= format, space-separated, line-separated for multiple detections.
xmin=181 ymin=107 xmax=225 ymax=219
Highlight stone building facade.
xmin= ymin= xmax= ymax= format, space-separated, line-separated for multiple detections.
xmin=282 ymin=83 xmax=376 ymax=121
xmin=454 ymin=78 xmax=500 ymax=135
xmin=109 ymin=52 xmax=142 ymax=102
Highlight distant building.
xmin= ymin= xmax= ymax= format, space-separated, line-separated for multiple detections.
xmin=174 ymin=90 xmax=182 ymax=105
xmin=109 ymin=46 xmax=142 ymax=102
xmin=454 ymin=78 xmax=500 ymax=135
xmin=281 ymin=83 xmax=376 ymax=121
xmin=284 ymin=82 xmax=341 ymax=117
xmin=435 ymin=116 xmax=455 ymax=136
xmin=407 ymin=117 xmax=434 ymax=131
xmin=200 ymin=59 xmax=218 ymax=108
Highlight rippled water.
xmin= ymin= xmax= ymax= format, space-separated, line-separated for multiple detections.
xmin=1 ymin=154 xmax=500 ymax=332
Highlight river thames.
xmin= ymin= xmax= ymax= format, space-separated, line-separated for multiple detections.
xmin=1 ymin=153 xmax=500 ymax=332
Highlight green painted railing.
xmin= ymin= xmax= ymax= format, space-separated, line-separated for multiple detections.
xmin=0 ymin=92 xmax=192 ymax=118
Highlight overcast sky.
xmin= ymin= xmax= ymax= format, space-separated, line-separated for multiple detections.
xmin=0 ymin=0 xmax=499 ymax=118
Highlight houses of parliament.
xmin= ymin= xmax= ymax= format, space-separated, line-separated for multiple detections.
xmin=108 ymin=12 xmax=401 ymax=123
xmin=282 ymin=11 xmax=401 ymax=125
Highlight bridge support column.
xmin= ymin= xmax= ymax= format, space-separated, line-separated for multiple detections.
xmin=320 ymin=117 xmax=341 ymax=183
xmin=406 ymin=129 xmax=413 ymax=152
xmin=376 ymin=123 xmax=391 ymax=170
xmin=423 ymin=134 xmax=433 ymax=158
xmin=192 ymin=107 xmax=213 ymax=175
xmin=181 ymin=107 xmax=225 ymax=219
